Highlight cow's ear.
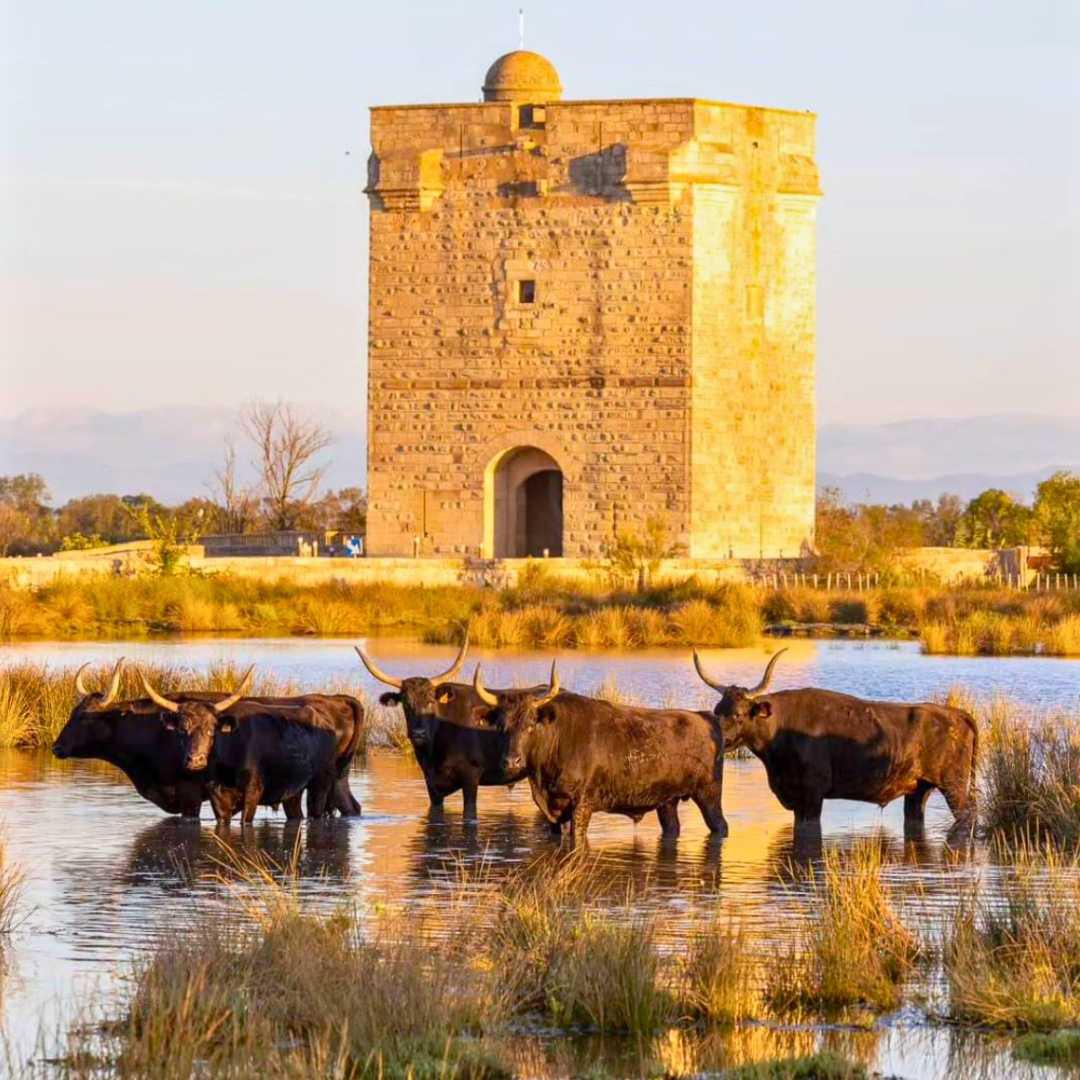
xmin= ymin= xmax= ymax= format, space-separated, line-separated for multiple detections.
xmin=750 ymin=701 xmax=773 ymax=720
xmin=217 ymin=716 xmax=237 ymax=734
xmin=435 ymin=686 xmax=455 ymax=704
xmin=161 ymin=714 xmax=178 ymax=730
xmin=535 ymin=704 xmax=557 ymax=725
xmin=379 ymin=692 xmax=402 ymax=707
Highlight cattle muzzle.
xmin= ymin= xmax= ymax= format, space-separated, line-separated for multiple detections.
xmin=502 ymin=750 xmax=526 ymax=775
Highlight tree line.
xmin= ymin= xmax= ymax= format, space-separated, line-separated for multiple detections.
xmin=0 ymin=402 xmax=366 ymax=556
xmin=815 ymin=473 xmax=1080 ymax=574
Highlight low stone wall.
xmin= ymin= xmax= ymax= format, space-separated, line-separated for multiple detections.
xmin=0 ymin=547 xmax=1045 ymax=591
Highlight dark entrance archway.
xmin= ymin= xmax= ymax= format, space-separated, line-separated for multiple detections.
xmin=488 ymin=446 xmax=564 ymax=557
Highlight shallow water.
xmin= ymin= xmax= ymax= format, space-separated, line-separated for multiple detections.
xmin=0 ymin=637 xmax=1076 ymax=1077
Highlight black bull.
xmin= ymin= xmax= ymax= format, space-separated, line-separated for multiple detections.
xmin=52 ymin=663 xmax=363 ymax=818
xmin=356 ymin=638 xmax=542 ymax=818
xmin=694 ymin=649 xmax=978 ymax=828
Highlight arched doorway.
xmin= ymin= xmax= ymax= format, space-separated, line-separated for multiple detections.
xmin=486 ymin=447 xmax=564 ymax=557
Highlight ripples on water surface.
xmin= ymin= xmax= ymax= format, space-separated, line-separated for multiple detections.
xmin=1 ymin=637 xmax=1077 ymax=1078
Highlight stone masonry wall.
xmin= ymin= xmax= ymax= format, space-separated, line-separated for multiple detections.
xmin=366 ymin=94 xmax=819 ymax=558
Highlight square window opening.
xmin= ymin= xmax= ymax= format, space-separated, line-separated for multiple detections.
xmin=518 ymin=104 xmax=546 ymax=130
xmin=517 ymin=279 xmax=536 ymax=304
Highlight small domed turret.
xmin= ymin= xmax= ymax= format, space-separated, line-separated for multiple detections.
xmin=482 ymin=50 xmax=563 ymax=103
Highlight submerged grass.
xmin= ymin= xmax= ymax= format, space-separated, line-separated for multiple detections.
xmin=944 ymin=841 xmax=1080 ymax=1031
xmin=765 ymin=841 xmax=919 ymax=1014
xmin=1012 ymin=1028 xmax=1080 ymax=1066
xmin=974 ymin=697 xmax=1080 ymax=849
xmin=719 ymin=1052 xmax=868 ymax=1080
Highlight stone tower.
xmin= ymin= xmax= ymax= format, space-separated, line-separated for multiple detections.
xmin=365 ymin=51 xmax=821 ymax=559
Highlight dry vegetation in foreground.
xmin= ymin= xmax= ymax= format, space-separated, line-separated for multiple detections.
xmin=942 ymin=690 xmax=1080 ymax=850
xmin=21 ymin=834 xmax=1080 ymax=1077
xmin=765 ymin=842 xmax=920 ymax=1014
xmin=0 ymin=661 xmax=396 ymax=754
xmin=7 ymin=567 xmax=1080 ymax=654
xmin=944 ymin=841 xmax=1080 ymax=1032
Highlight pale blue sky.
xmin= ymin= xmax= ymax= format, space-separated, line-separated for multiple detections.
xmin=2 ymin=0 xmax=1077 ymax=425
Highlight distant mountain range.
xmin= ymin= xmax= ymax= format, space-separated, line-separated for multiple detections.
xmin=1 ymin=408 xmax=1077 ymax=506
xmin=819 ymin=414 xmax=1080 ymax=503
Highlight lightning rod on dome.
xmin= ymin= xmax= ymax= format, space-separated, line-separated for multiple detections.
xmin=518 ymin=8 xmax=525 ymax=50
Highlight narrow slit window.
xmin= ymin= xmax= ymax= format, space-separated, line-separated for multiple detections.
xmin=518 ymin=279 xmax=536 ymax=304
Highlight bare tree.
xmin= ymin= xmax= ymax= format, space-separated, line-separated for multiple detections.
xmin=208 ymin=437 xmax=257 ymax=535
xmin=242 ymin=402 xmax=333 ymax=531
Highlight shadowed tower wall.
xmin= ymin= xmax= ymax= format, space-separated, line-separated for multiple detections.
xmin=365 ymin=52 xmax=820 ymax=558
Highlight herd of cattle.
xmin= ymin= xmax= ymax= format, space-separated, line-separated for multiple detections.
xmin=50 ymin=635 xmax=979 ymax=837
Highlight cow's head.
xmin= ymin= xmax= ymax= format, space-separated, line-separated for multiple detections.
xmin=354 ymin=629 xmax=469 ymax=750
xmin=52 ymin=658 xmax=127 ymax=758
xmin=138 ymin=666 xmax=255 ymax=771
xmin=472 ymin=663 xmax=561 ymax=776
xmin=693 ymin=649 xmax=786 ymax=750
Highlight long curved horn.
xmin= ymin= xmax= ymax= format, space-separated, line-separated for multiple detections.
xmin=533 ymin=660 xmax=560 ymax=708
xmin=74 ymin=662 xmax=92 ymax=698
xmin=139 ymin=670 xmax=180 ymax=714
xmin=748 ymin=649 xmax=787 ymax=697
xmin=692 ymin=649 xmax=728 ymax=692
xmin=430 ymin=624 xmax=469 ymax=687
xmin=212 ymin=665 xmax=255 ymax=714
xmin=472 ymin=665 xmax=499 ymax=708
xmin=100 ymin=658 xmax=125 ymax=707
xmin=353 ymin=644 xmax=402 ymax=689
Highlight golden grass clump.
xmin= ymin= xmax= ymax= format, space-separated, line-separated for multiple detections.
xmin=681 ymin=918 xmax=757 ymax=1025
xmin=978 ymin=699 xmax=1080 ymax=848
xmin=719 ymin=1051 xmax=868 ymax=1080
xmin=944 ymin=841 xmax=1080 ymax=1031
xmin=766 ymin=842 xmax=919 ymax=1013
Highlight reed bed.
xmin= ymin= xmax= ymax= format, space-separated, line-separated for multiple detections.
xmin=0 ymin=660 xmax=391 ymax=753
xmin=7 ymin=571 xmax=1080 ymax=656
xmin=765 ymin=841 xmax=920 ymax=1013
xmin=944 ymin=842 xmax=1080 ymax=1031
xmin=973 ymin=696 xmax=1080 ymax=848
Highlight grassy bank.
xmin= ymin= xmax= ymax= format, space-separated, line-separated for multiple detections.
xmin=0 ymin=660 xmax=398 ymax=754
xmin=5 ymin=569 xmax=1080 ymax=655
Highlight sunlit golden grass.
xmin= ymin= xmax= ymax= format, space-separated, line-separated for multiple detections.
xmin=766 ymin=842 xmax=919 ymax=1013
xmin=56 ymin=839 xmax=510 ymax=1079
xmin=944 ymin=841 xmax=1080 ymax=1031
xmin=976 ymin=697 xmax=1080 ymax=848
xmin=0 ymin=660 xmax=388 ymax=753
xmin=681 ymin=918 xmax=757 ymax=1025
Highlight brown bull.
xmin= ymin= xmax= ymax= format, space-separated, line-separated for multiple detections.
xmin=476 ymin=665 xmax=728 ymax=839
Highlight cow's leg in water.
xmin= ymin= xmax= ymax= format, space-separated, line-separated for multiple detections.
xmin=570 ymin=802 xmax=592 ymax=838
xmin=242 ymin=775 xmax=264 ymax=825
xmin=282 ymin=794 xmax=304 ymax=820
xmin=461 ymin=778 xmax=479 ymax=821
xmin=693 ymin=784 xmax=728 ymax=836
xmin=656 ymin=800 xmax=681 ymax=838
xmin=793 ymin=798 xmax=823 ymax=827
xmin=904 ymin=781 xmax=933 ymax=822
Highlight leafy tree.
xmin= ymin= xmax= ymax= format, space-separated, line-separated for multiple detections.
xmin=1034 ymin=471 xmax=1080 ymax=573
xmin=956 ymin=489 xmax=1032 ymax=548
xmin=127 ymin=504 xmax=200 ymax=575
xmin=0 ymin=473 xmax=53 ymax=554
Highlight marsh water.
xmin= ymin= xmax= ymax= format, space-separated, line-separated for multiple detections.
xmin=1 ymin=637 xmax=1078 ymax=1077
